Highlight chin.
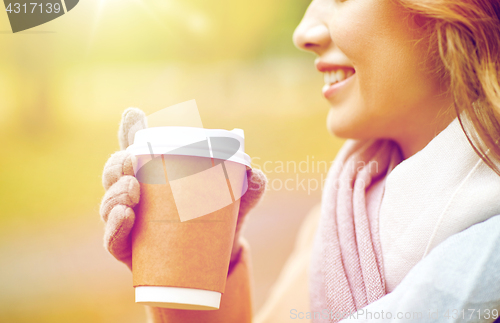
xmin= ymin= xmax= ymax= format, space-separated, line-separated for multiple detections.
xmin=326 ymin=108 xmax=359 ymax=139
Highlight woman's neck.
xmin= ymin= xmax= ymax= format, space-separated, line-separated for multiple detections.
xmin=395 ymin=113 xmax=456 ymax=160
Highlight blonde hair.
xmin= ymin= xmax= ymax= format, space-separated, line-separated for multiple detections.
xmin=397 ymin=0 xmax=500 ymax=175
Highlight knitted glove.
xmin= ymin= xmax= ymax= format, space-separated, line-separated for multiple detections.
xmin=100 ymin=107 xmax=267 ymax=270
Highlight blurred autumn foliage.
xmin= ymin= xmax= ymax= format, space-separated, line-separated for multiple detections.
xmin=0 ymin=1 xmax=344 ymax=321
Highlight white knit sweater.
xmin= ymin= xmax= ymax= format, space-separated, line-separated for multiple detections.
xmin=379 ymin=117 xmax=500 ymax=292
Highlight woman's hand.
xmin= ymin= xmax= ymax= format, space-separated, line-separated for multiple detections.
xmin=99 ymin=107 xmax=267 ymax=270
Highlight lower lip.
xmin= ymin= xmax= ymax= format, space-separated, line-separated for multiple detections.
xmin=322 ymin=73 xmax=356 ymax=98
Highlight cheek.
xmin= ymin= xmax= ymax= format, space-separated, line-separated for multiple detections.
xmin=329 ymin=1 xmax=431 ymax=115
xmin=327 ymin=1 xmax=387 ymax=65
xmin=328 ymin=15 xmax=367 ymax=66
xmin=325 ymin=0 xmax=444 ymax=139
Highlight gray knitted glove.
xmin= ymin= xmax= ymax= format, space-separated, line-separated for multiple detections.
xmin=100 ymin=108 xmax=267 ymax=270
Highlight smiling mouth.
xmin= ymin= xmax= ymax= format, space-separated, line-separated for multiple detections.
xmin=323 ymin=67 xmax=355 ymax=86
xmin=322 ymin=67 xmax=356 ymax=98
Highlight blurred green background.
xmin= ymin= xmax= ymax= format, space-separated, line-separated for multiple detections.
xmin=0 ymin=0 xmax=344 ymax=321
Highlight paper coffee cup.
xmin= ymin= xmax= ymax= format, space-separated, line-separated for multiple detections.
xmin=127 ymin=126 xmax=251 ymax=310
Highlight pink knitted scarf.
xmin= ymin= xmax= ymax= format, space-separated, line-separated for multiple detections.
xmin=309 ymin=139 xmax=403 ymax=322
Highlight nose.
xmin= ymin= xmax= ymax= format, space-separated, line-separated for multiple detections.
xmin=293 ymin=5 xmax=331 ymax=55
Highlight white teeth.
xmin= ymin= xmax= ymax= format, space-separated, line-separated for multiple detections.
xmin=336 ymin=69 xmax=346 ymax=82
xmin=324 ymin=71 xmax=337 ymax=85
xmin=323 ymin=69 xmax=354 ymax=86
xmin=329 ymin=72 xmax=337 ymax=84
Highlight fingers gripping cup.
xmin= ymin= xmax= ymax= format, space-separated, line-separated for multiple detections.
xmin=126 ymin=127 xmax=251 ymax=310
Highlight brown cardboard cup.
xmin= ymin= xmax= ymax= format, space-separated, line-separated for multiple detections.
xmin=127 ymin=127 xmax=250 ymax=310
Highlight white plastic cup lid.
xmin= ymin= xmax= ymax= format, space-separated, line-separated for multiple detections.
xmin=126 ymin=126 xmax=251 ymax=168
